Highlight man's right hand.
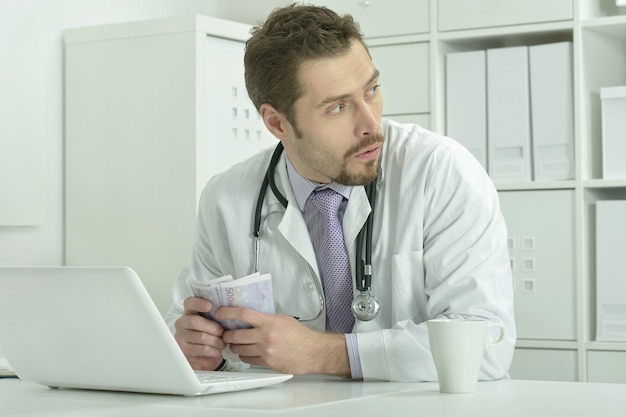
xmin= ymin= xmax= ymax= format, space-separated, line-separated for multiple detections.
xmin=174 ymin=296 xmax=226 ymax=370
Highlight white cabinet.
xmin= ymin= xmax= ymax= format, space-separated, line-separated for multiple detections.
xmin=344 ymin=0 xmax=626 ymax=383
xmin=64 ymin=16 xmax=276 ymax=314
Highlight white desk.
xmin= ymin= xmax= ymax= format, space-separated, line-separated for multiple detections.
xmin=1 ymin=376 xmax=624 ymax=417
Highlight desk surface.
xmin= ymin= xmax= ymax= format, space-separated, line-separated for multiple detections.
xmin=1 ymin=376 xmax=625 ymax=417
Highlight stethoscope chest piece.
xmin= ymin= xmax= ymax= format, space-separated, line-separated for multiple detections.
xmin=351 ymin=291 xmax=380 ymax=321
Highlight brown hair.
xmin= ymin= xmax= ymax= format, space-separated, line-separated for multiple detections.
xmin=244 ymin=3 xmax=367 ymax=129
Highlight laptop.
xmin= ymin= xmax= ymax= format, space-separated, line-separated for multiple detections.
xmin=0 ymin=266 xmax=292 ymax=396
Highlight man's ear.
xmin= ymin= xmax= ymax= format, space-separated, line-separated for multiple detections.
xmin=260 ymin=103 xmax=291 ymax=141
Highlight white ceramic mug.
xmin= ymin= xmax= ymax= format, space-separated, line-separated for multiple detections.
xmin=427 ymin=318 xmax=506 ymax=393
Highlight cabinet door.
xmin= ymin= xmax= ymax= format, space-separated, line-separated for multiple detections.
xmin=369 ymin=42 xmax=430 ymax=115
xmin=438 ymin=0 xmax=573 ymax=31
xmin=499 ymin=190 xmax=576 ymax=340
xmin=315 ymin=0 xmax=429 ymax=38
xmin=509 ymin=348 xmax=578 ymax=381
xmin=587 ymin=351 xmax=626 ymax=383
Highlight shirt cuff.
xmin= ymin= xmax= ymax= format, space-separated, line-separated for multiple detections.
xmin=345 ymin=333 xmax=363 ymax=380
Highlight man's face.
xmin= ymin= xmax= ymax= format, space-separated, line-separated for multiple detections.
xmin=282 ymin=40 xmax=384 ymax=186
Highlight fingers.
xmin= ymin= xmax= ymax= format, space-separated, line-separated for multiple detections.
xmin=176 ymin=297 xmax=223 ymax=335
xmin=187 ymin=356 xmax=224 ymax=371
xmin=219 ymin=310 xmax=298 ymax=359
xmin=177 ymin=319 xmax=225 ymax=345
xmin=174 ymin=315 xmax=226 ymax=353
xmin=175 ymin=327 xmax=225 ymax=359
xmin=218 ymin=312 xmax=333 ymax=375
xmin=174 ymin=296 xmax=227 ymax=370
xmin=176 ymin=311 xmax=224 ymax=336
xmin=214 ymin=306 xmax=266 ymax=329
xmin=216 ymin=308 xmax=271 ymax=359
xmin=182 ymin=296 xmax=213 ymax=315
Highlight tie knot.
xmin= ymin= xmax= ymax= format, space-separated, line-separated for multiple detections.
xmin=308 ymin=188 xmax=344 ymax=220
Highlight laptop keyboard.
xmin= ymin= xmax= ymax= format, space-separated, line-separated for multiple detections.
xmin=196 ymin=372 xmax=245 ymax=384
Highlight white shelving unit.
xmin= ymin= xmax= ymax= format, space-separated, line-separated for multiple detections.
xmin=64 ymin=1 xmax=626 ymax=382
xmin=315 ymin=0 xmax=626 ymax=383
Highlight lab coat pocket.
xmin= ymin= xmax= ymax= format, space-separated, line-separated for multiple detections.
xmin=390 ymin=251 xmax=426 ymax=324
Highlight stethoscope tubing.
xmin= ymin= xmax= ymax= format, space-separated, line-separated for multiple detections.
xmin=253 ymin=143 xmax=379 ymax=322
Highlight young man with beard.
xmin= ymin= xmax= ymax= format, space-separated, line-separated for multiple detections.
xmin=165 ymin=3 xmax=515 ymax=382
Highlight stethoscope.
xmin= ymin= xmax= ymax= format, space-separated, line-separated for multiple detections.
xmin=253 ymin=143 xmax=380 ymax=322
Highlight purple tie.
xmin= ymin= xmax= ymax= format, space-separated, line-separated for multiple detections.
xmin=308 ymin=188 xmax=355 ymax=333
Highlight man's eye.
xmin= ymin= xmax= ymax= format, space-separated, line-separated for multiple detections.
xmin=366 ymin=85 xmax=380 ymax=97
xmin=329 ymin=103 xmax=345 ymax=114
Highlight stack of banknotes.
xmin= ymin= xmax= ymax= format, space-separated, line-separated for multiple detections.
xmin=190 ymin=272 xmax=276 ymax=330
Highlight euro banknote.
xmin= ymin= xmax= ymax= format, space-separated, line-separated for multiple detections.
xmin=189 ymin=272 xmax=275 ymax=330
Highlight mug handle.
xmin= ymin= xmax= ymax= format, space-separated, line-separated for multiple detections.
xmin=486 ymin=323 xmax=506 ymax=346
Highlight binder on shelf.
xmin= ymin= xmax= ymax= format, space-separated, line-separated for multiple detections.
xmin=445 ymin=50 xmax=487 ymax=170
xmin=596 ymin=200 xmax=626 ymax=342
xmin=529 ymin=42 xmax=574 ymax=181
xmin=487 ymin=46 xmax=532 ymax=183
xmin=601 ymin=85 xmax=626 ymax=179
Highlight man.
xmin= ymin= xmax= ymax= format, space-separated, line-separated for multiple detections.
xmin=165 ymin=3 xmax=515 ymax=382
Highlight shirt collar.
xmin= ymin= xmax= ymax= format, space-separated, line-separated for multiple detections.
xmin=285 ymin=154 xmax=353 ymax=212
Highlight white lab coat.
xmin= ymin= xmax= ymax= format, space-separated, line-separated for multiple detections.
xmin=165 ymin=118 xmax=516 ymax=382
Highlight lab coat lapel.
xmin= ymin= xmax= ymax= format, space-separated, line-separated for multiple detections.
xmin=343 ymin=186 xmax=371 ymax=248
xmin=271 ymin=155 xmax=319 ymax=275
xmin=268 ymin=153 xmax=372 ymax=288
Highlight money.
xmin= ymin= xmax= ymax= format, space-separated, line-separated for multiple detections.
xmin=189 ymin=272 xmax=275 ymax=330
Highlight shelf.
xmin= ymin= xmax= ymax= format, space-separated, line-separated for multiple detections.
xmin=496 ymin=181 xmax=576 ymax=191
xmin=516 ymin=339 xmax=578 ymax=350
xmin=583 ymin=15 xmax=626 ymax=36
xmin=437 ymin=21 xmax=573 ymax=44
xmin=583 ymin=22 xmax=626 ymax=44
xmin=583 ymin=179 xmax=626 ymax=189
xmin=586 ymin=341 xmax=626 ymax=351
xmin=365 ymin=34 xmax=430 ymax=46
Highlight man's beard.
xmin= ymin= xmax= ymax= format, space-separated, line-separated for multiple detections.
xmin=333 ymin=132 xmax=384 ymax=186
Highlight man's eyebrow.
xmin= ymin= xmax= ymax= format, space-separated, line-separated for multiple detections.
xmin=366 ymin=69 xmax=381 ymax=88
xmin=316 ymin=69 xmax=380 ymax=109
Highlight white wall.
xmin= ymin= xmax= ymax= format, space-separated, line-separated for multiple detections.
xmin=0 ymin=0 xmax=291 ymax=267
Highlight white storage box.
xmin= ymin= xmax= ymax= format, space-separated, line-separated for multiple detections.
xmin=596 ymin=200 xmax=626 ymax=342
xmin=601 ymin=86 xmax=626 ymax=179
